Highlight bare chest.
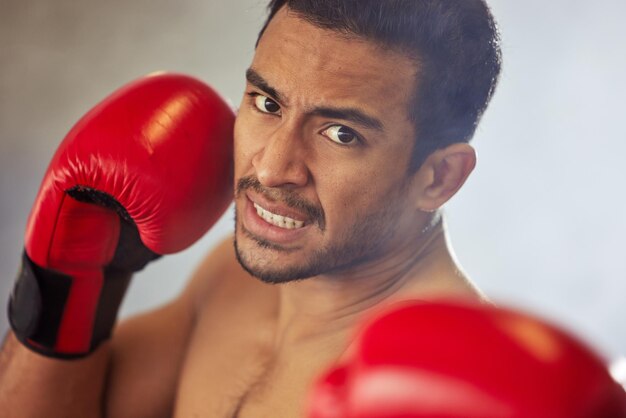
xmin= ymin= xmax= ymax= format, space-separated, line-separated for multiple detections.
xmin=173 ymin=333 xmax=337 ymax=418
xmin=169 ymin=260 xmax=363 ymax=418
xmin=232 ymin=352 xmax=329 ymax=418
xmin=173 ymin=338 xmax=270 ymax=417
xmin=172 ymin=311 xmax=346 ymax=417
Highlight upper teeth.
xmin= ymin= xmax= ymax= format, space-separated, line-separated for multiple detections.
xmin=254 ymin=203 xmax=305 ymax=229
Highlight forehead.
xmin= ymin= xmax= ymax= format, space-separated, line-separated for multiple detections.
xmin=253 ymin=8 xmax=418 ymax=124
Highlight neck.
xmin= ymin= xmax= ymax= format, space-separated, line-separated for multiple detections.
xmin=273 ymin=215 xmax=482 ymax=347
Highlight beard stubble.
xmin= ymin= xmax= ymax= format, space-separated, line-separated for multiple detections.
xmin=233 ymin=175 xmax=409 ymax=284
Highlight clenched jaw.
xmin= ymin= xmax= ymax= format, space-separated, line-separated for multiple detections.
xmin=253 ymin=202 xmax=305 ymax=229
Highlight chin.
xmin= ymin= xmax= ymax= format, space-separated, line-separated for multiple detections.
xmin=234 ymin=227 xmax=337 ymax=284
xmin=233 ymin=238 xmax=308 ymax=284
xmin=232 ymin=206 xmax=398 ymax=284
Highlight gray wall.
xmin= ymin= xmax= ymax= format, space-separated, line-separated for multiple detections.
xmin=1 ymin=0 xmax=625 ymax=358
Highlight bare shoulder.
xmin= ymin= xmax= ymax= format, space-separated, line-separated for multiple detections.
xmin=104 ymin=235 xmax=265 ymax=418
xmin=186 ymin=236 xmax=277 ymax=319
xmin=182 ymin=235 xmax=273 ymax=314
xmin=173 ymin=239 xmax=280 ymax=417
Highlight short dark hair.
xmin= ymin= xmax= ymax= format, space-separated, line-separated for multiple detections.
xmin=257 ymin=0 xmax=502 ymax=171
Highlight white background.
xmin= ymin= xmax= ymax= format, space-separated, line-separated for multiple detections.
xmin=1 ymin=0 xmax=624 ymax=358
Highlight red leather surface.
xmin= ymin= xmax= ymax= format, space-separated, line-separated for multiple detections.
xmin=22 ymin=73 xmax=234 ymax=353
xmin=25 ymin=73 xmax=234 ymax=264
xmin=308 ymin=301 xmax=626 ymax=418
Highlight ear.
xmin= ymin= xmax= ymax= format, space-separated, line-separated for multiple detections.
xmin=413 ymin=143 xmax=476 ymax=212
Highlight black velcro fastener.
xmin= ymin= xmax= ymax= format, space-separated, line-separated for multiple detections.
xmin=8 ymin=252 xmax=72 ymax=350
xmin=9 ymin=188 xmax=162 ymax=358
xmin=90 ymin=267 xmax=132 ymax=350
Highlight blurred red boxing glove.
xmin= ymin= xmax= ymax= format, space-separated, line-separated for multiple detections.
xmin=8 ymin=73 xmax=234 ymax=358
xmin=308 ymin=300 xmax=626 ymax=418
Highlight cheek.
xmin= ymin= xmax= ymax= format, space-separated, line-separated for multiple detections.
xmin=318 ymin=168 xmax=379 ymax=220
xmin=233 ymin=112 xmax=260 ymax=176
xmin=317 ymin=155 xmax=409 ymax=224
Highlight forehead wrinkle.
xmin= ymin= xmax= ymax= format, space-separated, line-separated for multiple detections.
xmin=306 ymin=106 xmax=385 ymax=132
xmin=246 ymin=66 xmax=386 ymax=132
xmin=253 ymin=8 xmax=418 ymax=132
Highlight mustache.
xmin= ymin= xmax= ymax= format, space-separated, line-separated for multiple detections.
xmin=236 ymin=176 xmax=326 ymax=229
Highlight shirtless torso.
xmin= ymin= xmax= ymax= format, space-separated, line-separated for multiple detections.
xmin=101 ymin=230 xmax=481 ymax=418
xmin=174 ymin=239 xmax=316 ymax=418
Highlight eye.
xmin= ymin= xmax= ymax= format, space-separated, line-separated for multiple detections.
xmin=322 ymin=125 xmax=359 ymax=145
xmin=253 ymin=94 xmax=281 ymax=115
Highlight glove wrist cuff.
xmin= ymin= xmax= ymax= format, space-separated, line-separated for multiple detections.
xmin=8 ymin=252 xmax=131 ymax=359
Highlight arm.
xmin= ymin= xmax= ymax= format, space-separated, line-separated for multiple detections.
xmin=0 ymin=331 xmax=110 ymax=418
xmin=0 ymin=280 xmax=194 ymax=418
xmin=0 ymin=74 xmax=233 ymax=417
xmin=0 ymin=237 xmax=229 ymax=418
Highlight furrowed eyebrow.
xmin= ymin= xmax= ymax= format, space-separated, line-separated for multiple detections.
xmin=245 ymin=67 xmax=384 ymax=132
xmin=308 ymin=107 xmax=384 ymax=132
xmin=246 ymin=68 xmax=285 ymax=104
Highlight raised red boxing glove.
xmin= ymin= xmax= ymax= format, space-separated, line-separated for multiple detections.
xmin=307 ymin=300 xmax=626 ymax=418
xmin=8 ymin=73 xmax=234 ymax=358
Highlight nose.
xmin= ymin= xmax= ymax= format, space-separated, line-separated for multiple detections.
xmin=252 ymin=122 xmax=310 ymax=188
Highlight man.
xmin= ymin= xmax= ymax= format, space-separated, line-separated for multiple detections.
xmin=0 ymin=1 xmax=502 ymax=417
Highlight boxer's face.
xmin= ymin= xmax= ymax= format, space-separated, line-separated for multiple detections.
xmin=233 ymin=8 xmax=422 ymax=282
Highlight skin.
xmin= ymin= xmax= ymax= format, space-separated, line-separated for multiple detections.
xmin=232 ymin=6 xmax=481 ymax=358
xmin=0 ymin=6 xmax=482 ymax=418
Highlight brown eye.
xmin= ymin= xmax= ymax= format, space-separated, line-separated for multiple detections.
xmin=322 ymin=125 xmax=358 ymax=145
xmin=254 ymin=94 xmax=281 ymax=114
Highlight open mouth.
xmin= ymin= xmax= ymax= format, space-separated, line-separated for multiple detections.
xmin=253 ymin=202 xmax=305 ymax=230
